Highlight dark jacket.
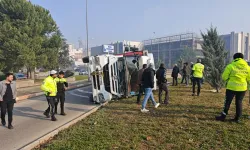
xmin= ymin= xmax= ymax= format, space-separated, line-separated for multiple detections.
xmin=186 ymin=65 xmax=191 ymax=75
xmin=156 ymin=66 xmax=167 ymax=84
xmin=141 ymin=67 xmax=155 ymax=88
xmin=182 ymin=65 xmax=187 ymax=75
xmin=55 ymin=77 xmax=68 ymax=93
xmin=137 ymin=68 xmax=145 ymax=85
xmin=171 ymin=66 xmax=179 ymax=78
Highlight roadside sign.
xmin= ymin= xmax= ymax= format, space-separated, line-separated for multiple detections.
xmin=103 ymin=45 xmax=114 ymax=53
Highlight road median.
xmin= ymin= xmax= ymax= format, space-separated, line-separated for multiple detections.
xmin=16 ymin=80 xmax=92 ymax=102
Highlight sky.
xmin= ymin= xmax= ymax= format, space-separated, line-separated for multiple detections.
xmin=31 ymin=0 xmax=250 ymax=48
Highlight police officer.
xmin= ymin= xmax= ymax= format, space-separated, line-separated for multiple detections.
xmin=216 ymin=53 xmax=250 ymax=123
xmin=41 ymin=70 xmax=58 ymax=121
xmin=55 ymin=71 xmax=68 ymax=115
xmin=192 ymin=59 xmax=204 ymax=96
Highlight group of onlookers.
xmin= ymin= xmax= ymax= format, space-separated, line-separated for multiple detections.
xmin=138 ymin=52 xmax=250 ymax=123
xmin=137 ymin=59 xmax=205 ymax=112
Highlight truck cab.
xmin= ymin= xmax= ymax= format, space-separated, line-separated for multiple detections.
xmin=83 ymin=50 xmax=156 ymax=103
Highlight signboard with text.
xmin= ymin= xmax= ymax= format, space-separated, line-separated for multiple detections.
xmin=103 ymin=45 xmax=114 ymax=53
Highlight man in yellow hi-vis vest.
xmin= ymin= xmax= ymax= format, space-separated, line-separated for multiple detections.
xmin=41 ymin=70 xmax=58 ymax=121
xmin=216 ymin=53 xmax=250 ymax=123
xmin=192 ymin=59 xmax=204 ymax=96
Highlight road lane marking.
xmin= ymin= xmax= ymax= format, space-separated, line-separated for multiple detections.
xmin=76 ymin=89 xmax=92 ymax=94
xmin=69 ymin=91 xmax=89 ymax=98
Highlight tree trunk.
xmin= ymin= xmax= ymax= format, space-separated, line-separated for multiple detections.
xmin=30 ymin=70 xmax=35 ymax=79
xmin=27 ymin=68 xmax=31 ymax=79
xmin=216 ymin=87 xmax=219 ymax=93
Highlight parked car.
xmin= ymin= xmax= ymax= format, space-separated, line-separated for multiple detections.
xmin=15 ymin=73 xmax=27 ymax=80
xmin=79 ymin=70 xmax=88 ymax=75
xmin=64 ymin=70 xmax=75 ymax=78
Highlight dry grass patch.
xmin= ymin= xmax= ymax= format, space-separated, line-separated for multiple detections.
xmin=39 ymin=84 xmax=250 ymax=150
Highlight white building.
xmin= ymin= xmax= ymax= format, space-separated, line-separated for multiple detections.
xmin=68 ymin=44 xmax=84 ymax=66
xmin=221 ymin=32 xmax=250 ymax=61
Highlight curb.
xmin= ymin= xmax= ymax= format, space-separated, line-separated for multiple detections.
xmin=20 ymin=102 xmax=108 ymax=150
xmin=16 ymin=82 xmax=92 ymax=102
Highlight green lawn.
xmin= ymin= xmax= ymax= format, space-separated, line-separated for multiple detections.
xmin=39 ymin=84 xmax=250 ymax=150
xmin=75 ymin=75 xmax=88 ymax=81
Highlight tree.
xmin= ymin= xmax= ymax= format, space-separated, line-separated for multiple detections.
xmin=156 ymin=59 xmax=163 ymax=69
xmin=177 ymin=57 xmax=184 ymax=69
xmin=0 ymin=0 xmax=62 ymax=78
xmin=201 ymin=26 xmax=227 ymax=92
xmin=58 ymin=39 xmax=74 ymax=70
xmin=180 ymin=47 xmax=197 ymax=63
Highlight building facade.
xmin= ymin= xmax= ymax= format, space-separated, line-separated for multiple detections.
xmin=68 ymin=44 xmax=84 ymax=66
xmin=143 ymin=33 xmax=203 ymax=68
xmin=220 ymin=32 xmax=250 ymax=61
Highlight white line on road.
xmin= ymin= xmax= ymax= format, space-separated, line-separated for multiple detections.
xmin=69 ymin=91 xmax=89 ymax=98
xmin=76 ymin=89 xmax=92 ymax=94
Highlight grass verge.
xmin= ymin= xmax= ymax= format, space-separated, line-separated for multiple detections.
xmin=75 ymin=75 xmax=88 ymax=81
xmin=39 ymin=84 xmax=250 ymax=150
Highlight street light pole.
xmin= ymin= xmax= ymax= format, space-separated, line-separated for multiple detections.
xmin=86 ymin=0 xmax=90 ymax=81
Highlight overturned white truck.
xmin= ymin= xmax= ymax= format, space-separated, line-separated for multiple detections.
xmin=82 ymin=50 xmax=156 ymax=104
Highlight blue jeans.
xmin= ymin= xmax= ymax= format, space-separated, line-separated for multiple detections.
xmin=142 ymin=88 xmax=157 ymax=109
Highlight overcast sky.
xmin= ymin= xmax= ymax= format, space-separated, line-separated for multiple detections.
xmin=31 ymin=0 xmax=250 ymax=47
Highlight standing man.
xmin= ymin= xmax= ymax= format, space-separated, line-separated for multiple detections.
xmin=141 ymin=63 xmax=160 ymax=112
xmin=137 ymin=64 xmax=147 ymax=104
xmin=55 ymin=71 xmax=68 ymax=116
xmin=185 ymin=62 xmax=191 ymax=86
xmin=171 ymin=64 xmax=179 ymax=86
xmin=0 ymin=73 xmax=16 ymax=129
xmin=190 ymin=62 xmax=194 ymax=85
xmin=192 ymin=59 xmax=204 ymax=96
xmin=41 ymin=70 xmax=58 ymax=121
xmin=216 ymin=53 xmax=250 ymax=123
xmin=181 ymin=63 xmax=187 ymax=84
xmin=156 ymin=63 xmax=169 ymax=104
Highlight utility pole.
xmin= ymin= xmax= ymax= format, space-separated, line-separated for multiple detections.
xmin=86 ymin=0 xmax=90 ymax=81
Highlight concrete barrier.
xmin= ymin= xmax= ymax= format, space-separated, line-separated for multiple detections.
xmin=16 ymin=82 xmax=92 ymax=102
xmin=16 ymin=80 xmax=35 ymax=88
xmin=66 ymin=76 xmax=75 ymax=82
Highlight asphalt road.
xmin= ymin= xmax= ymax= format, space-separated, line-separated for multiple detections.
xmin=0 ymin=85 xmax=96 ymax=150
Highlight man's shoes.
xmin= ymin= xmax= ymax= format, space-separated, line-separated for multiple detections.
xmin=43 ymin=112 xmax=50 ymax=118
xmin=2 ymin=120 xmax=6 ymax=126
xmin=51 ymin=116 xmax=57 ymax=121
xmin=192 ymin=93 xmax=195 ymax=96
xmin=164 ymin=101 xmax=169 ymax=105
xmin=155 ymin=103 xmax=160 ymax=108
xmin=230 ymin=118 xmax=240 ymax=123
xmin=141 ymin=108 xmax=149 ymax=113
xmin=8 ymin=125 xmax=14 ymax=130
xmin=60 ymin=112 xmax=66 ymax=116
xmin=215 ymin=114 xmax=226 ymax=122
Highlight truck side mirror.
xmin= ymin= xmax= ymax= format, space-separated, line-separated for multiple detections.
xmin=82 ymin=56 xmax=89 ymax=63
